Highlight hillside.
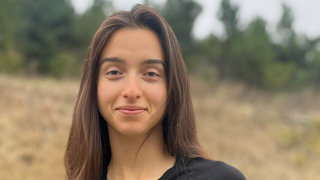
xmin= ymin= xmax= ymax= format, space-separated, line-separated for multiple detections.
xmin=0 ymin=74 xmax=319 ymax=180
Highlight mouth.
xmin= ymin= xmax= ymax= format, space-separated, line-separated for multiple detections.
xmin=115 ymin=106 xmax=147 ymax=115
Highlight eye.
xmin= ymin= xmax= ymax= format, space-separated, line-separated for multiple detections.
xmin=106 ymin=70 xmax=122 ymax=76
xmin=142 ymin=71 xmax=161 ymax=82
xmin=145 ymin=72 xmax=159 ymax=77
xmin=106 ymin=70 xmax=123 ymax=80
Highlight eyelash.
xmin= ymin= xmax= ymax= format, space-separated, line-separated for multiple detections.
xmin=144 ymin=72 xmax=159 ymax=77
xmin=105 ymin=70 xmax=123 ymax=80
xmin=106 ymin=70 xmax=122 ymax=76
xmin=105 ymin=70 xmax=160 ymax=81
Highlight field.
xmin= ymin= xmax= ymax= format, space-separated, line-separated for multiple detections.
xmin=0 ymin=74 xmax=320 ymax=179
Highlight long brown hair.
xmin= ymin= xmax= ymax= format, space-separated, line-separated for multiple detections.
xmin=64 ymin=4 xmax=206 ymax=180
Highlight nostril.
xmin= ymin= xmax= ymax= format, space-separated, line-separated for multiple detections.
xmin=123 ymin=93 xmax=141 ymax=99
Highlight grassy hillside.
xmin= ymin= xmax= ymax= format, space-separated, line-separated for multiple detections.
xmin=0 ymin=74 xmax=319 ymax=180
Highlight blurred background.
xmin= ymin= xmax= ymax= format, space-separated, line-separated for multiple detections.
xmin=0 ymin=0 xmax=320 ymax=179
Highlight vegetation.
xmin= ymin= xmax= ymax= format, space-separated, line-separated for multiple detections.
xmin=0 ymin=0 xmax=319 ymax=89
xmin=1 ymin=1 xmax=319 ymax=179
xmin=0 ymin=74 xmax=319 ymax=180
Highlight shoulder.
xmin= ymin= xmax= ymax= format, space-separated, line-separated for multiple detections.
xmin=160 ymin=157 xmax=246 ymax=180
xmin=187 ymin=157 xmax=246 ymax=180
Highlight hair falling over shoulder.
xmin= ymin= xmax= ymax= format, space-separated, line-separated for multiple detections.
xmin=64 ymin=4 xmax=207 ymax=180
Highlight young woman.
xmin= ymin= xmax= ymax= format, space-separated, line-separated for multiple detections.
xmin=64 ymin=5 xmax=246 ymax=180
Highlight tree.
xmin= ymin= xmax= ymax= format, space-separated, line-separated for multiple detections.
xmin=238 ymin=17 xmax=297 ymax=89
xmin=274 ymin=3 xmax=313 ymax=68
xmin=0 ymin=0 xmax=22 ymax=73
xmin=273 ymin=3 xmax=319 ymax=87
xmin=218 ymin=0 xmax=239 ymax=39
xmin=18 ymin=0 xmax=76 ymax=74
xmin=160 ymin=0 xmax=202 ymax=69
xmin=216 ymin=0 xmax=240 ymax=79
xmin=74 ymin=0 xmax=113 ymax=57
xmin=276 ymin=3 xmax=294 ymax=43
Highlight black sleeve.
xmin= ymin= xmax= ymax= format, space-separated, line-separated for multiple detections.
xmin=159 ymin=157 xmax=246 ymax=180
xmin=205 ymin=161 xmax=246 ymax=180
xmin=186 ymin=158 xmax=246 ymax=180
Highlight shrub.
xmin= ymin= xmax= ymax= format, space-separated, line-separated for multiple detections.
xmin=48 ymin=52 xmax=81 ymax=78
xmin=0 ymin=49 xmax=22 ymax=73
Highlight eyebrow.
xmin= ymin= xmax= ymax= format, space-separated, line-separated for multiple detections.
xmin=101 ymin=57 xmax=125 ymax=65
xmin=141 ymin=59 xmax=165 ymax=67
xmin=101 ymin=57 xmax=165 ymax=67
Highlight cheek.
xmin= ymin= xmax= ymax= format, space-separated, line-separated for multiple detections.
xmin=97 ymin=81 xmax=118 ymax=108
xmin=146 ymin=83 xmax=167 ymax=108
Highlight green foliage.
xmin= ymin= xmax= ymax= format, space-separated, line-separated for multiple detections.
xmin=0 ymin=0 xmax=113 ymax=77
xmin=74 ymin=0 xmax=112 ymax=51
xmin=48 ymin=52 xmax=81 ymax=78
xmin=0 ymin=0 xmax=319 ymax=88
xmin=309 ymin=48 xmax=320 ymax=83
xmin=230 ymin=18 xmax=274 ymax=86
xmin=276 ymin=3 xmax=294 ymax=42
xmin=263 ymin=62 xmax=295 ymax=89
xmin=0 ymin=48 xmax=22 ymax=73
xmin=0 ymin=0 xmax=20 ymax=47
xmin=161 ymin=0 xmax=202 ymax=57
xmin=214 ymin=0 xmax=241 ymax=79
xmin=269 ymin=3 xmax=320 ymax=88
xmin=218 ymin=0 xmax=239 ymax=38
xmin=18 ymin=0 xmax=76 ymax=74
xmin=0 ymin=0 xmax=21 ymax=73
xmin=199 ymin=34 xmax=222 ymax=65
xmin=198 ymin=1 xmax=320 ymax=89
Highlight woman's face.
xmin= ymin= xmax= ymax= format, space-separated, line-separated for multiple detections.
xmin=97 ymin=28 xmax=167 ymax=136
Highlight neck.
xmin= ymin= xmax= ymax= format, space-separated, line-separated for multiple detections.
xmin=107 ymin=123 xmax=175 ymax=180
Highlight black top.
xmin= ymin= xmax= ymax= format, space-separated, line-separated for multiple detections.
xmin=158 ymin=157 xmax=246 ymax=180
xmin=102 ymin=157 xmax=246 ymax=180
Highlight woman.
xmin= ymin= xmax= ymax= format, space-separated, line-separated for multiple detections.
xmin=65 ymin=4 xmax=246 ymax=180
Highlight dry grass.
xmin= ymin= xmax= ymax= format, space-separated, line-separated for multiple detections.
xmin=0 ymin=74 xmax=319 ymax=179
xmin=0 ymin=74 xmax=77 ymax=180
xmin=191 ymin=77 xmax=320 ymax=180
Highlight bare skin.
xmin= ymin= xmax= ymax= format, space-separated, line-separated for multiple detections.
xmin=107 ymin=123 xmax=175 ymax=180
xmin=97 ymin=28 xmax=175 ymax=180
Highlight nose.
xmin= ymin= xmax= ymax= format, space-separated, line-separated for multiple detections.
xmin=122 ymin=74 xmax=142 ymax=100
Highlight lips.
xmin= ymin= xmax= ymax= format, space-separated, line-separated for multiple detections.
xmin=115 ymin=106 xmax=147 ymax=115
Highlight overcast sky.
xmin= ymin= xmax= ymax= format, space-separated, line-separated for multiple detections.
xmin=71 ymin=0 xmax=320 ymax=40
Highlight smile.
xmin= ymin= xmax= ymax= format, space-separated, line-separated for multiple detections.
xmin=115 ymin=106 xmax=147 ymax=115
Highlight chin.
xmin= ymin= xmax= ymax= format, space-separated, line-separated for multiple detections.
xmin=105 ymin=112 xmax=163 ymax=137
xmin=121 ymin=129 xmax=147 ymax=136
xmin=110 ymin=122 xmax=150 ymax=136
xmin=110 ymin=120 xmax=162 ymax=137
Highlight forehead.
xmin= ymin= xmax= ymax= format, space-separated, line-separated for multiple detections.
xmin=100 ymin=27 xmax=165 ymax=64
